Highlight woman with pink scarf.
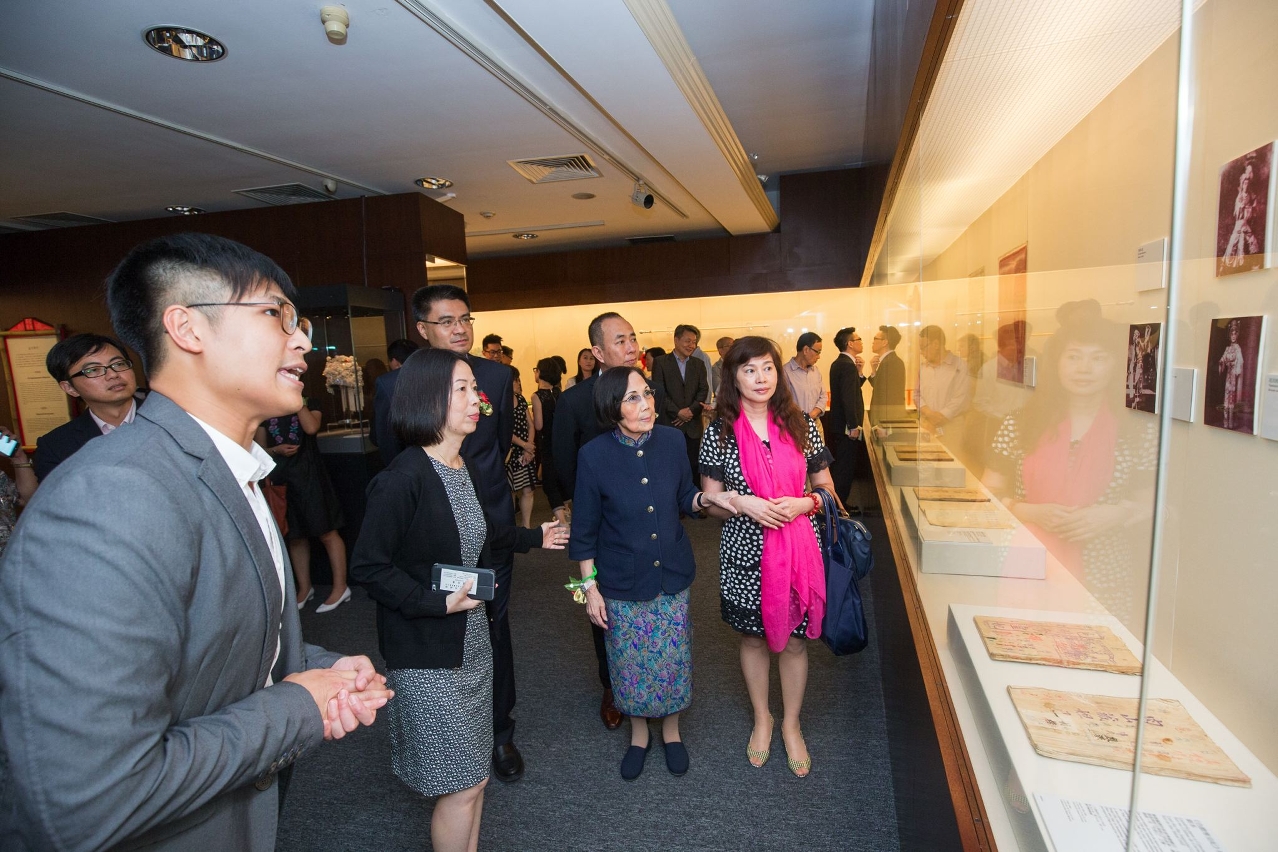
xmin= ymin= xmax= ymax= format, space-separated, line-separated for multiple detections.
xmin=700 ymin=336 xmax=835 ymax=777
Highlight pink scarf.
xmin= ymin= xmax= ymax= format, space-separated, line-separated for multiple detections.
xmin=733 ymin=410 xmax=826 ymax=652
xmin=1020 ymin=408 xmax=1118 ymax=574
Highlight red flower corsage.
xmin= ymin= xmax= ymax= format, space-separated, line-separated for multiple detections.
xmin=477 ymin=391 xmax=493 ymax=416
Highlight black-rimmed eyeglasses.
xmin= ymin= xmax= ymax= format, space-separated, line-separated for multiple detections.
xmin=185 ymin=301 xmax=313 ymax=340
xmin=420 ymin=315 xmax=476 ymax=330
xmin=70 ymin=359 xmax=134 ymax=379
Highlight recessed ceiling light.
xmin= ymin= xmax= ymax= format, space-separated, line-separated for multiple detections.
xmin=144 ymin=28 xmax=226 ymax=62
xmin=512 ymin=233 xmax=538 ymax=240
xmin=479 ymin=211 xmax=496 ymax=219
xmin=415 ymin=177 xmax=453 ymax=190
xmin=571 ymin=192 xmax=596 ymax=200
xmin=166 ymin=206 xmax=206 ymax=215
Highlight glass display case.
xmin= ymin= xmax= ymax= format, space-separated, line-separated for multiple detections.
xmin=294 ymin=284 xmax=406 ymax=455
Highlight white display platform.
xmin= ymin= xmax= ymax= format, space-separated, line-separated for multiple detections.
xmin=884 ymin=444 xmax=967 ymax=486
xmin=947 ymin=603 xmax=1278 ymax=852
xmin=900 ymin=488 xmax=1046 ymax=579
xmin=879 ymin=425 xmax=925 ymax=443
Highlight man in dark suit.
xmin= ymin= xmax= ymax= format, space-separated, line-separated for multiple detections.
xmin=553 ymin=311 xmax=640 ymax=731
xmin=828 ymin=327 xmax=866 ymax=504
xmin=410 ymin=284 xmax=523 ymax=781
xmin=650 ymin=324 xmax=710 ymax=476
xmin=34 ymin=332 xmax=141 ymax=481
xmin=0 ymin=233 xmax=390 ymax=851
xmin=869 ymin=324 xmax=906 ymax=427
xmin=371 ymin=338 xmax=418 ymax=467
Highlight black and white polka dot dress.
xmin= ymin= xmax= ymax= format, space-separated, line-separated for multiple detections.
xmin=699 ymin=414 xmax=833 ymax=636
xmin=384 ymin=457 xmax=492 ymax=797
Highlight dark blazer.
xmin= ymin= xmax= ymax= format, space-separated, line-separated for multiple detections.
xmin=349 ymin=447 xmax=540 ymax=669
xmin=372 ymin=369 xmax=401 ymax=467
xmin=869 ymin=350 xmax=906 ymax=412
xmin=552 ymin=373 xmax=600 ymax=501
xmin=569 ymin=425 xmax=698 ymax=601
xmin=33 ymin=408 xmax=104 ymax=481
xmin=651 ymin=353 xmax=709 ymax=439
xmin=461 ymin=354 xmax=515 ymax=529
xmin=828 ymin=352 xmax=866 ymax=437
xmin=0 ymin=391 xmax=339 ymax=851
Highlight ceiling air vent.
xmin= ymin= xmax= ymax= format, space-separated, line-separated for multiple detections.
xmin=626 ymin=234 xmax=676 ymax=245
xmin=234 ymin=183 xmax=332 ymax=206
xmin=507 ymin=154 xmax=601 ymax=184
xmin=11 ymin=212 xmax=116 ymax=229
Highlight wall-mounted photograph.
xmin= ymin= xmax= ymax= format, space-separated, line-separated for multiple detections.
xmin=1216 ymin=142 xmax=1273 ymax=277
xmin=1204 ymin=316 xmax=1265 ymax=433
xmin=1125 ymin=323 xmax=1161 ymax=413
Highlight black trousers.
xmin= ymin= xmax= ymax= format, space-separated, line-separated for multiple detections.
xmin=829 ymin=432 xmax=859 ymax=504
xmin=489 ymin=556 xmax=517 ymax=745
xmin=592 ymin=622 xmax=612 ymax=691
xmin=683 ymin=430 xmax=702 ymax=486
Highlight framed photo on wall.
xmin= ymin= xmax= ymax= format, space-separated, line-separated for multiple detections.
xmin=1203 ymin=316 xmax=1265 ymax=434
xmin=1215 ymin=143 xmax=1273 ymax=277
xmin=1125 ymin=323 xmax=1161 ymax=413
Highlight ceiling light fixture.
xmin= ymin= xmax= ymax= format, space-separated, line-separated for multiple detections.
xmin=415 ymin=177 xmax=453 ymax=190
xmin=630 ymin=181 xmax=654 ymax=210
xmin=479 ymin=211 xmax=496 ymax=219
xmin=571 ymin=192 xmax=596 ymax=200
xmin=512 ymin=233 xmax=538 ymax=240
xmin=320 ymin=6 xmax=350 ymax=44
xmin=166 ymin=206 xmax=205 ymax=215
xmin=144 ymin=27 xmax=226 ymax=62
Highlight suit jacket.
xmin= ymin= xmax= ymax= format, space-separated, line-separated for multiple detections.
xmin=460 ymin=355 xmax=514 ymax=530
xmin=828 ymin=353 xmax=866 ymax=437
xmin=869 ymin=350 xmax=906 ymax=415
xmin=372 ymin=369 xmax=401 ymax=467
xmin=552 ymin=373 xmax=600 ymax=502
xmin=569 ymin=426 xmax=698 ymax=601
xmin=33 ymin=408 xmax=104 ymax=481
xmin=350 ymin=448 xmax=540 ymax=669
xmin=0 ymin=391 xmax=340 ymax=852
xmin=651 ymin=354 xmax=709 ymax=440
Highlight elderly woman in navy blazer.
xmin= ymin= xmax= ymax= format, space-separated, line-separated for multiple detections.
xmin=570 ymin=367 xmax=737 ymax=780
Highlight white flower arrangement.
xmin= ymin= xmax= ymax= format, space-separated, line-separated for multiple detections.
xmin=322 ymin=355 xmax=362 ymax=390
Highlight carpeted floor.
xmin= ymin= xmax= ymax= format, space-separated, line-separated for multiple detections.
xmin=279 ymin=500 xmax=900 ymax=852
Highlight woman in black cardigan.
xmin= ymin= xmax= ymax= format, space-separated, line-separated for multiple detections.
xmin=570 ymin=367 xmax=737 ymax=780
xmin=350 ymin=349 xmax=565 ymax=852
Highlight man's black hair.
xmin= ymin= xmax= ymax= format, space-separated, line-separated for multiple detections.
xmin=46 ymin=333 xmax=131 ymax=383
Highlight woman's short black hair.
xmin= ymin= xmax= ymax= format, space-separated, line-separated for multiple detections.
xmin=391 ymin=348 xmax=468 ymax=448
xmin=535 ymin=356 xmax=562 ymax=386
xmin=593 ymin=366 xmax=648 ymax=427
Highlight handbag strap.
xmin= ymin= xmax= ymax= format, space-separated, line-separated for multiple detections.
xmin=815 ymin=488 xmax=839 ymax=549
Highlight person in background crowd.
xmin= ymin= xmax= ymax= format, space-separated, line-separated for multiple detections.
xmin=532 ymin=357 xmax=568 ymax=525
xmin=0 ymin=426 xmax=38 ymax=557
xmin=482 ymin=334 xmax=504 ymax=362
xmin=362 ymin=358 xmax=388 ymax=449
xmin=506 ymin=366 xmax=537 ymax=528
xmin=868 ymin=325 xmax=905 ymax=427
xmin=350 ymin=348 xmax=565 ymax=852
xmin=0 ymin=232 xmax=390 ymax=851
xmin=827 ymin=327 xmax=866 ymax=505
xmin=711 ymin=336 xmax=735 ymax=396
xmin=373 ymin=338 xmax=419 ymax=467
xmin=564 ymin=347 xmax=597 ymax=389
xmin=551 ymin=354 xmax=568 ymax=387
xmin=410 ymin=284 xmax=525 ymax=782
xmin=500 ymin=345 xmax=514 ymax=366
xmin=571 ymin=367 xmax=737 ymax=779
xmin=35 ymin=332 xmax=141 ymax=481
xmin=643 ymin=346 xmax=666 ymax=378
xmin=783 ymin=332 xmax=825 ymax=423
xmin=553 ymin=311 xmax=640 ymax=732
xmin=916 ymin=325 xmax=971 ymax=438
xmin=651 ymin=324 xmax=710 ymax=480
xmin=255 ymin=395 xmax=350 ymax=613
xmin=700 ymin=336 xmax=836 ymax=778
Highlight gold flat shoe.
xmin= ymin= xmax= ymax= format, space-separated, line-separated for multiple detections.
xmin=784 ymin=730 xmax=811 ymax=778
xmin=747 ymin=714 xmax=774 ymax=768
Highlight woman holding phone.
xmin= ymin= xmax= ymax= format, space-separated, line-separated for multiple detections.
xmin=350 ymin=348 xmax=566 ymax=852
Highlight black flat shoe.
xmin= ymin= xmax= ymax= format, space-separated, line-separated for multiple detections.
xmin=620 ymin=740 xmax=652 ymax=781
xmin=492 ymin=742 xmax=524 ymax=782
xmin=664 ymin=740 xmax=689 ymax=776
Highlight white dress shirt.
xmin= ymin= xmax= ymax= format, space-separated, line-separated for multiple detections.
xmin=784 ymin=357 xmax=824 ymax=414
xmin=190 ymin=415 xmax=285 ymax=685
xmin=917 ymin=352 xmax=972 ymax=420
xmin=89 ymin=399 xmax=137 ymax=435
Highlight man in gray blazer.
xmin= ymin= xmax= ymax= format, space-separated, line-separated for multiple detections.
xmin=650 ymin=324 xmax=710 ymax=477
xmin=0 ymin=233 xmax=392 ymax=851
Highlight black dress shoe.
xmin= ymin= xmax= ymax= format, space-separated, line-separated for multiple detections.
xmin=620 ymin=740 xmax=652 ymax=781
xmin=664 ymin=740 xmax=690 ymax=776
xmin=600 ymin=689 xmax=623 ymax=730
xmin=492 ymin=742 xmax=524 ymax=782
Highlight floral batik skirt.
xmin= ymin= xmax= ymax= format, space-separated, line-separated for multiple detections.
xmin=603 ymin=588 xmax=693 ymax=718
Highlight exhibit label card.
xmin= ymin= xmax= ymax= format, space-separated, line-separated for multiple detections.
xmin=1259 ymin=374 xmax=1278 ymax=440
xmin=1035 ymin=794 xmax=1227 ymax=852
xmin=1136 ymin=237 xmax=1169 ymax=291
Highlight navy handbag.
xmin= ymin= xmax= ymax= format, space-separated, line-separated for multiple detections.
xmin=814 ymin=489 xmax=873 ymax=655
